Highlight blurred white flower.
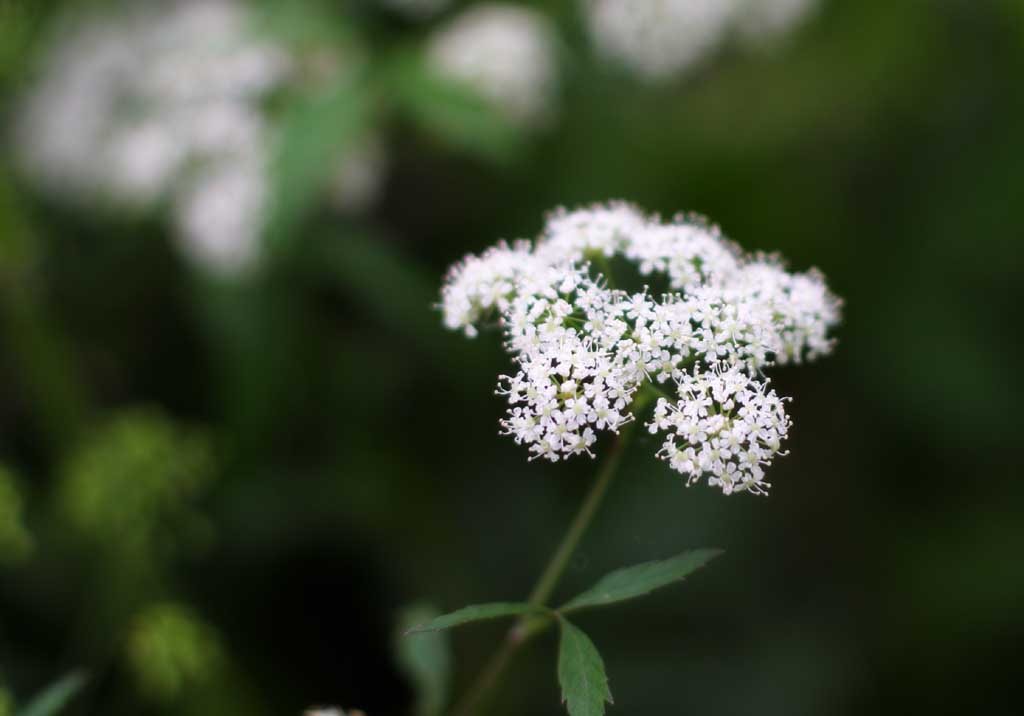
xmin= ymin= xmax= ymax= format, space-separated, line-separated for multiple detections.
xmin=441 ymin=202 xmax=841 ymax=490
xmin=427 ymin=3 xmax=558 ymax=127
xmin=14 ymin=0 xmax=387 ymax=276
xmin=174 ymin=153 xmax=269 ymax=276
xmin=582 ymin=0 xmax=738 ymax=81
xmin=735 ymin=0 xmax=820 ymax=44
xmin=14 ymin=0 xmax=287 ymax=205
xmin=582 ymin=0 xmax=820 ymax=81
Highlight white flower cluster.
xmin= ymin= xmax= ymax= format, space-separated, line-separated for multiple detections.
xmin=14 ymin=0 xmax=385 ymax=275
xmin=649 ymin=365 xmax=790 ymax=495
xmin=427 ymin=3 xmax=558 ymax=127
xmin=440 ymin=202 xmax=840 ymax=494
xmin=582 ymin=0 xmax=820 ymax=81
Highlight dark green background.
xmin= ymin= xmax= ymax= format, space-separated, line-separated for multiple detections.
xmin=1 ymin=1 xmax=1021 ymax=714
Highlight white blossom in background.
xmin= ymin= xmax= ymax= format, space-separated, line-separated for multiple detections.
xmin=14 ymin=0 xmax=287 ymax=207
xmin=174 ymin=153 xmax=269 ymax=275
xmin=582 ymin=0 xmax=738 ymax=81
xmin=14 ymin=0 xmax=386 ymax=276
xmin=581 ymin=0 xmax=820 ymax=81
xmin=735 ymin=0 xmax=820 ymax=44
xmin=440 ymin=202 xmax=840 ymax=493
xmin=427 ymin=3 xmax=558 ymax=127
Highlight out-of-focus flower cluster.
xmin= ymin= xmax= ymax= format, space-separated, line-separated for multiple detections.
xmin=440 ymin=202 xmax=840 ymax=494
xmin=14 ymin=0 xmax=384 ymax=275
xmin=58 ymin=409 xmax=214 ymax=560
xmin=427 ymin=3 xmax=558 ymax=127
xmin=583 ymin=0 xmax=820 ymax=81
xmin=11 ymin=0 xmax=822 ymax=283
xmin=126 ymin=602 xmax=225 ymax=701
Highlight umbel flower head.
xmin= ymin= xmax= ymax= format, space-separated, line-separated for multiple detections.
xmin=126 ymin=602 xmax=225 ymax=702
xmin=440 ymin=202 xmax=840 ymax=495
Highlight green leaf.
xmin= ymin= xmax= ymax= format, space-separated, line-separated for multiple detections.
xmin=405 ymin=602 xmax=545 ymax=634
xmin=386 ymin=52 xmax=523 ymax=163
xmin=395 ymin=604 xmax=452 ymax=716
xmin=265 ymin=78 xmax=373 ymax=251
xmin=557 ymin=619 xmax=612 ymax=716
xmin=17 ymin=671 xmax=88 ymax=716
xmin=560 ymin=548 xmax=723 ymax=613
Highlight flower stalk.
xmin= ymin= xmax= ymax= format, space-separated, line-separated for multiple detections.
xmin=451 ymin=393 xmax=651 ymax=716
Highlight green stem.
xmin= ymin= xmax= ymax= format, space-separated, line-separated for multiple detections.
xmin=525 ymin=438 xmax=627 ymax=607
xmin=451 ymin=393 xmax=651 ymax=716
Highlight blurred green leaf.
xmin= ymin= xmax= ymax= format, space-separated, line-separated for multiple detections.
xmin=395 ymin=605 xmax=452 ymax=716
xmin=16 ymin=671 xmax=87 ymax=716
xmin=0 ymin=172 xmax=90 ymax=446
xmin=313 ymin=232 xmax=445 ymax=353
xmin=0 ymin=465 xmax=33 ymax=563
xmin=557 ymin=619 xmax=611 ymax=716
xmin=0 ymin=686 xmax=13 ymax=716
xmin=265 ymin=78 xmax=374 ymax=250
xmin=0 ymin=1 xmax=38 ymax=88
xmin=252 ymin=0 xmax=359 ymax=50
xmin=405 ymin=603 xmax=546 ymax=634
xmin=386 ymin=52 xmax=523 ymax=163
xmin=560 ymin=549 xmax=723 ymax=613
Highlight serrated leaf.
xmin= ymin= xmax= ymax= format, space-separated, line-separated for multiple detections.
xmin=560 ymin=548 xmax=723 ymax=613
xmin=405 ymin=602 xmax=545 ymax=634
xmin=17 ymin=671 xmax=87 ymax=716
xmin=557 ymin=619 xmax=612 ymax=716
xmin=395 ymin=604 xmax=452 ymax=716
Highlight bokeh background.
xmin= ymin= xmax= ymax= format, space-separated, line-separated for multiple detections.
xmin=1 ymin=1 xmax=1022 ymax=715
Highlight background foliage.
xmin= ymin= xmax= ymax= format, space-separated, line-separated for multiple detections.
xmin=1 ymin=1 xmax=1022 ymax=715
